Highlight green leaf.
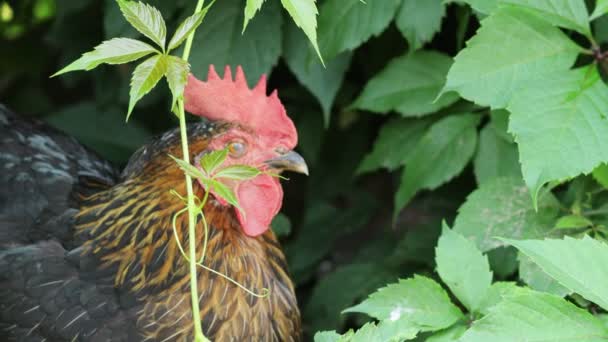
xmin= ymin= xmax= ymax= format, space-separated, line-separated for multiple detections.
xmin=208 ymin=179 xmax=241 ymax=210
xmin=314 ymin=331 xmax=341 ymax=342
xmin=243 ymin=0 xmax=265 ymax=33
xmin=117 ymin=0 xmax=167 ymax=49
xmin=347 ymin=321 xmax=418 ymax=342
xmin=394 ymin=113 xmax=479 ymax=214
xmin=169 ymin=154 xmax=206 ymax=180
xmin=501 ymin=0 xmax=591 ymax=36
xmin=199 ymin=148 xmax=228 ymax=175
xmin=127 ymin=54 xmax=167 ymax=119
xmin=280 ymin=0 xmax=323 ymax=63
xmin=473 ymin=120 xmax=521 ymax=185
xmin=168 ymin=5 xmax=211 ymax=51
xmin=357 ymin=117 xmax=432 ymax=174
xmin=352 ymin=51 xmax=458 ymax=117
xmin=443 ymin=7 xmax=580 ymax=108
xmin=52 ymin=38 xmax=158 ymax=76
xmin=505 ymin=236 xmax=608 ymax=311
xmin=214 ymin=165 xmax=261 ymax=180
xmin=426 ymin=324 xmax=467 ymax=342
xmin=189 ymin=0 xmax=282 ymax=85
xmin=343 ymin=275 xmax=463 ymax=331
xmin=508 ymin=67 xmax=608 ymax=204
xmin=459 ymin=292 xmax=608 ymax=341
xmin=446 ymin=0 xmax=499 ymax=15
xmin=284 ymin=21 xmax=352 ymax=124
xmin=518 ymin=253 xmax=571 ymax=297
xmin=395 ymin=0 xmax=445 ymax=51
xmin=554 ymin=214 xmax=593 ymax=229
xmin=164 ymin=55 xmax=189 ymax=109
xmin=592 ymin=0 xmax=608 ymax=19
xmin=593 ymin=164 xmax=608 ymax=188
xmin=318 ymin=0 xmax=401 ymax=60
xmin=453 ymin=177 xmax=560 ymax=252
xmin=477 ymin=282 xmax=533 ymax=315
xmin=373 ymin=319 xmax=419 ymax=342
xmin=436 ymin=225 xmax=492 ymax=312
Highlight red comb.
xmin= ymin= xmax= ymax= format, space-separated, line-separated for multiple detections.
xmin=184 ymin=66 xmax=297 ymax=148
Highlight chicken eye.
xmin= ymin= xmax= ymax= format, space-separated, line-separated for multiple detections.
xmin=228 ymin=141 xmax=247 ymax=158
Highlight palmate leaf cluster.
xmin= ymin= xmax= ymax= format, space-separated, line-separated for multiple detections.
xmin=52 ymin=0 xmax=214 ymax=119
xmin=317 ymin=223 xmax=608 ymax=341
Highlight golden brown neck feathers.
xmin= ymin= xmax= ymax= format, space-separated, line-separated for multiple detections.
xmin=74 ymin=162 xmax=301 ymax=340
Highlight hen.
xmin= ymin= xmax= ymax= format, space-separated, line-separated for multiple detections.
xmin=0 ymin=66 xmax=306 ymax=341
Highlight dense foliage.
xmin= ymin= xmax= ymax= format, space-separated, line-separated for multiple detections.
xmin=3 ymin=0 xmax=608 ymax=340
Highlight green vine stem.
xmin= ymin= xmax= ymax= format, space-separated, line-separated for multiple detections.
xmin=177 ymin=0 xmax=208 ymax=340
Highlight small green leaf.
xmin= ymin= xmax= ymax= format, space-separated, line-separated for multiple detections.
xmin=343 ymin=275 xmax=463 ymax=331
xmin=200 ymin=148 xmax=228 ymax=175
xmin=518 ymin=253 xmax=571 ymax=297
xmin=394 ymin=113 xmax=479 ymax=215
xmin=280 ymin=0 xmax=323 ymax=63
xmin=352 ymin=51 xmax=458 ymax=117
xmin=284 ymin=21 xmax=352 ymax=124
xmin=314 ymin=331 xmax=341 ymax=342
xmin=454 ymin=177 xmax=560 ymax=252
xmin=169 ymin=155 xmax=206 ymax=180
xmin=554 ymin=214 xmax=593 ymax=230
xmin=445 ymin=0 xmax=499 ymax=15
xmin=318 ymin=0 xmax=401 ymax=60
xmin=52 ymin=38 xmax=158 ymax=76
xmin=243 ymin=0 xmax=265 ymax=33
xmin=395 ymin=0 xmax=445 ymax=51
xmin=214 ymin=165 xmax=261 ymax=181
xmin=208 ymin=179 xmax=241 ymax=210
xmin=357 ymin=117 xmax=432 ymax=174
xmin=117 ymin=0 xmax=167 ymax=49
xmin=436 ymin=224 xmax=493 ymax=313
xmin=164 ymin=55 xmax=189 ymax=109
xmin=347 ymin=321 xmax=418 ymax=342
xmin=168 ymin=3 xmax=213 ymax=51
xmin=505 ymin=236 xmax=608 ymax=311
xmin=127 ymin=54 xmax=167 ymax=119
xmin=189 ymin=0 xmax=282 ymax=85
xmin=459 ymin=292 xmax=608 ymax=341
xmin=373 ymin=318 xmax=419 ymax=342
xmin=592 ymin=0 xmax=608 ymax=19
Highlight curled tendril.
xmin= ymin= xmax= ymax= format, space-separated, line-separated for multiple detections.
xmin=170 ymin=189 xmax=271 ymax=300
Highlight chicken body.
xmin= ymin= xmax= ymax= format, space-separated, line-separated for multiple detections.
xmin=0 ymin=105 xmax=301 ymax=341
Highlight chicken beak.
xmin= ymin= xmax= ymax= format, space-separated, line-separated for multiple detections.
xmin=265 ymin=151 xmax=309 ymax=175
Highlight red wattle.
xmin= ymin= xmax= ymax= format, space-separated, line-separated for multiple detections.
xmin=235 ymin=174 xmax=283 ymax=236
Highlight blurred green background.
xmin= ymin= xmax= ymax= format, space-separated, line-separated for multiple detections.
xmin=8 ymin=0 xmax=603 ymax=339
